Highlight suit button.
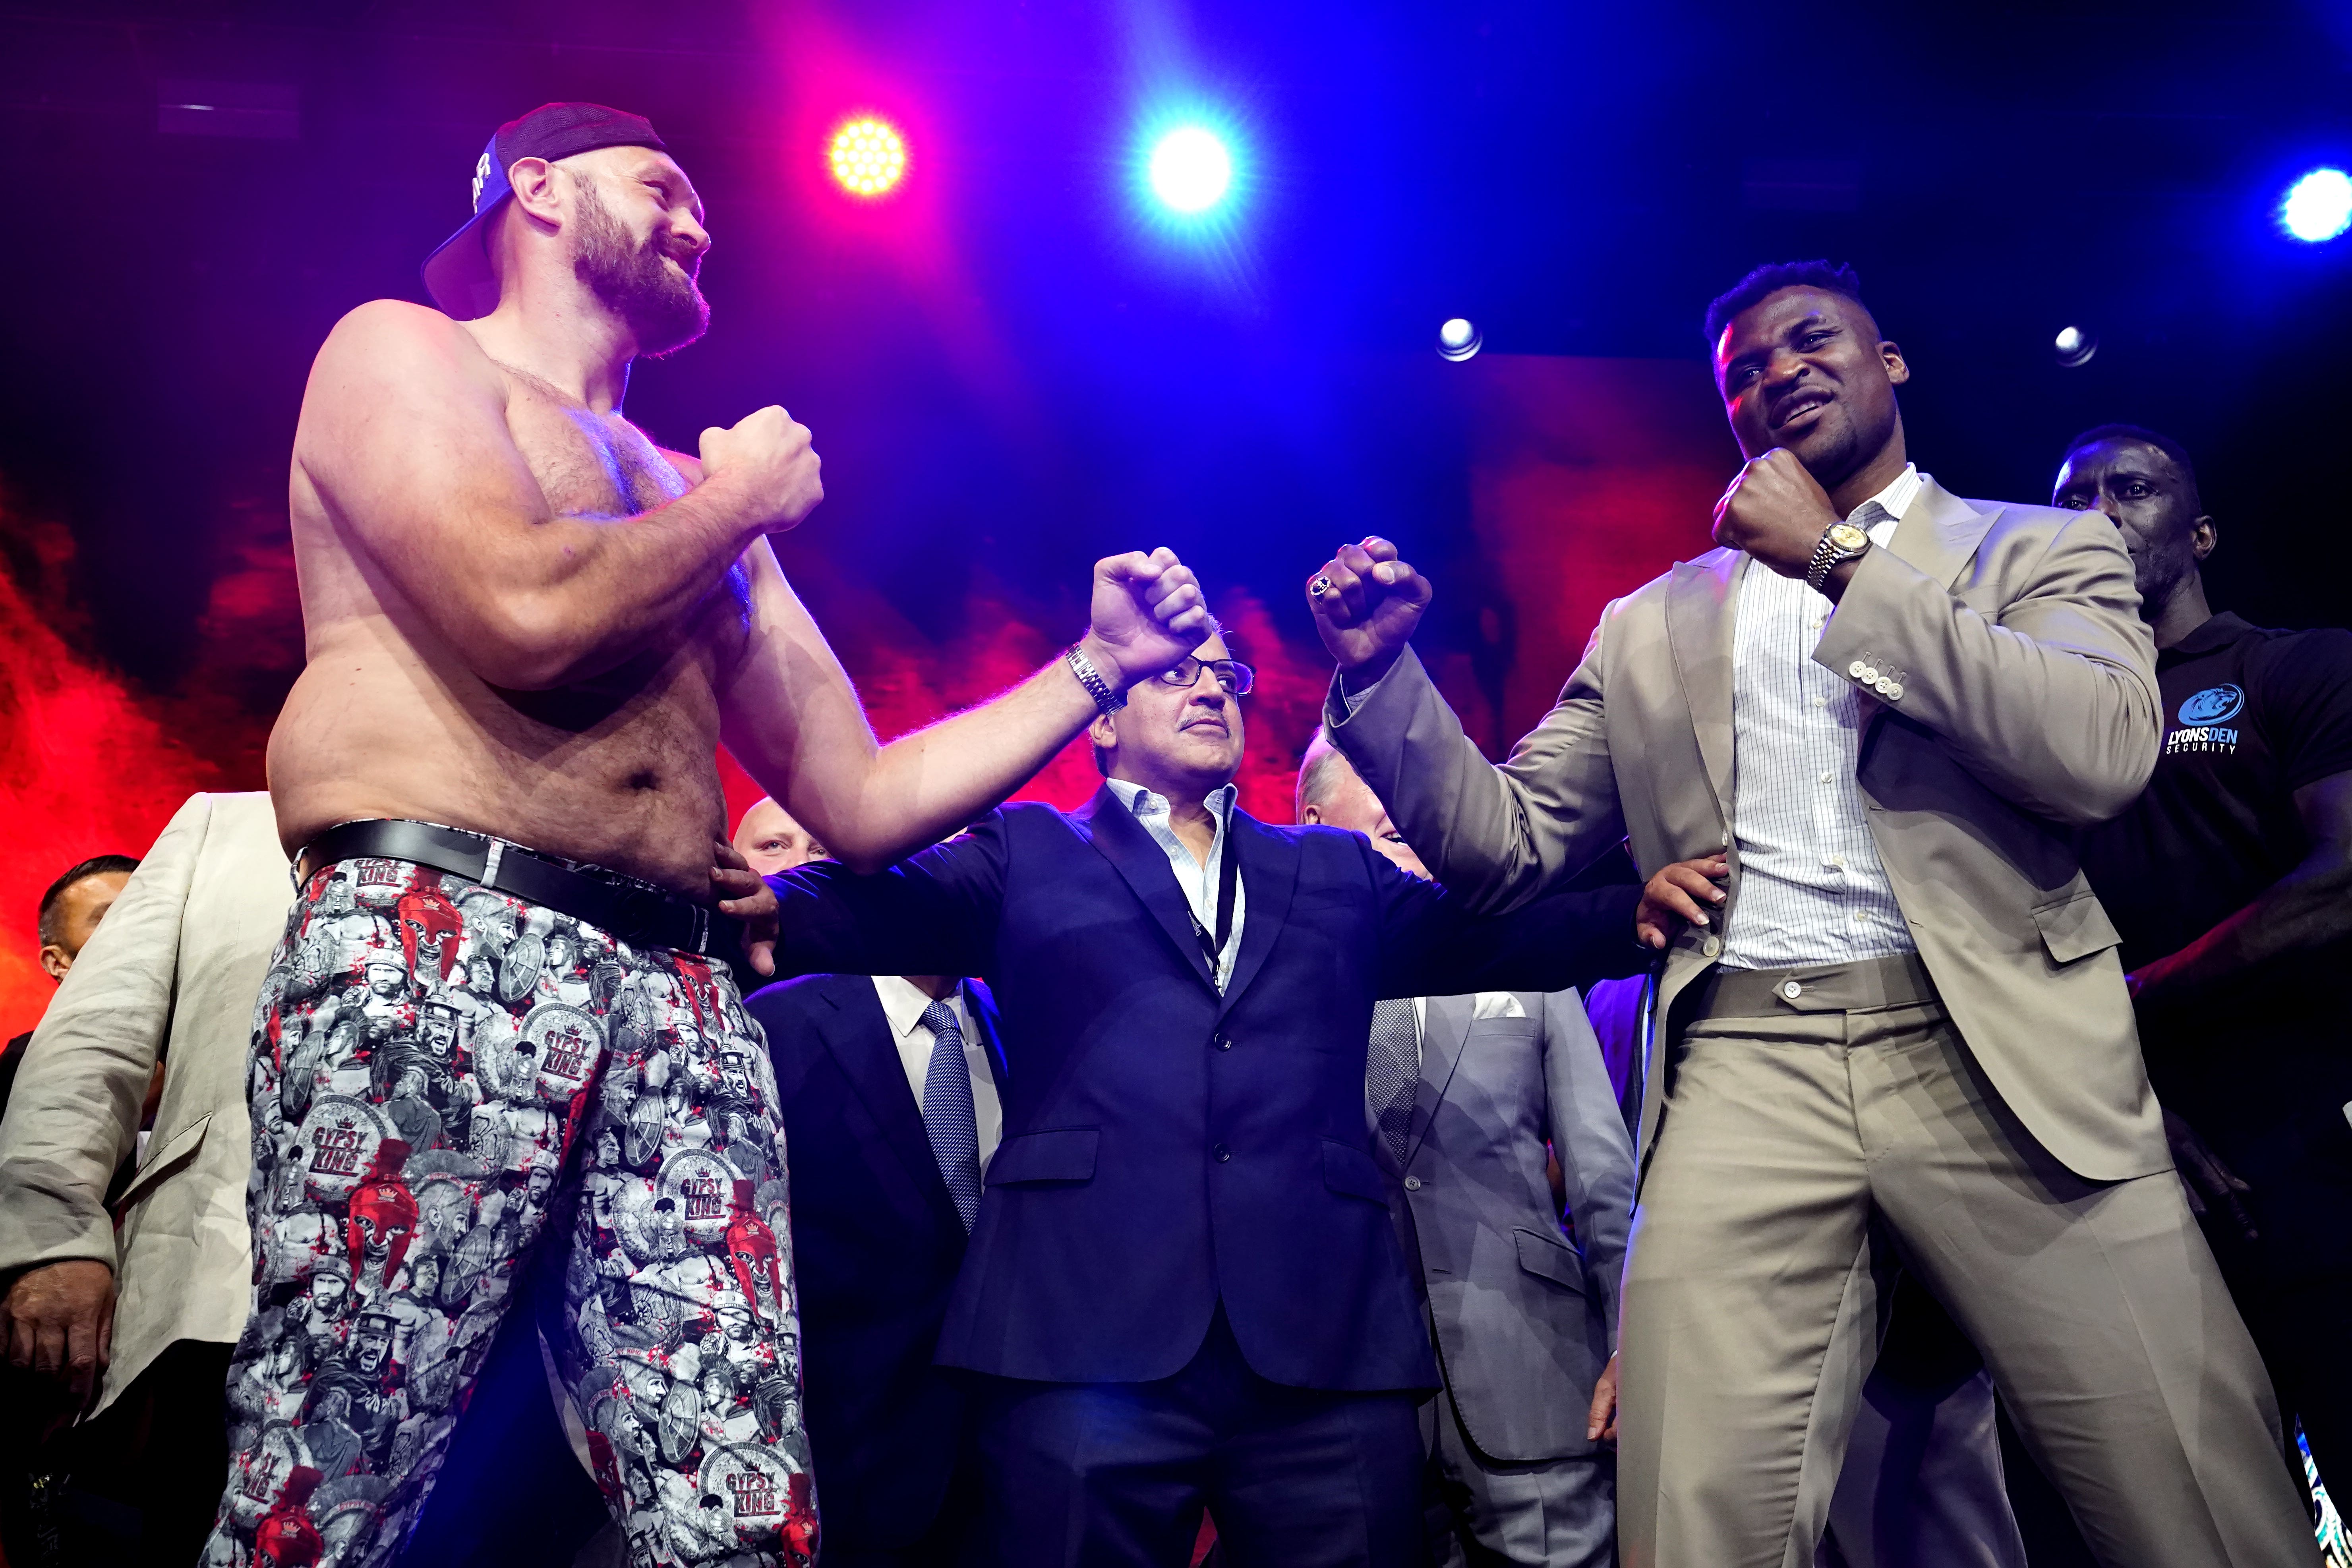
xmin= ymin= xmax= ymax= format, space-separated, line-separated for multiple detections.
xmin=1780 ymin=980 xmax=1803 ymax=1000
xmin=1213 ymin=1033 xmax=1232 ymax=1051
xmin=1848 ymin=660 xmax=1868 ymax=679
xmin=1213 ymin=1143 xmax=1231 ymax=1162
xmin=1702 ymin=935 xmax=1722 ymax=958
xmin=1403 ymin=1176 xmax=1422 ymax=1191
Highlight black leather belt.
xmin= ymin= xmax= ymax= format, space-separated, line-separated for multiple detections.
xmin=300 ymin=818 xmax=748 ymax=975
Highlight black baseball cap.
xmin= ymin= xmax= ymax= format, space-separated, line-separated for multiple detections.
xmin=422 ymin=102 xmax=669 ymax=321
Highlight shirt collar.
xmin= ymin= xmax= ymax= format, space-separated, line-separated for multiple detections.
xmin=1106 ymin=777 xmax=1239 ymax=824
xmin=2165 ymin=611 xmax=2255 ymax=659
xmin=1851 ymin=464 xmax=1922 ymax=543
xmin=872 ymin=974 xmax=963 ymax=1040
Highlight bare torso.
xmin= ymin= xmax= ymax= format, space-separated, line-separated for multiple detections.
xmin=269 ymin=354 xmax=749 ymax=897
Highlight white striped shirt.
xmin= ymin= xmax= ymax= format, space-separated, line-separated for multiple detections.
xmin=1718 ymin=466 xmax=1921 ymax=971
xmin=1106 ymin=778 xmax=1246 ymax=990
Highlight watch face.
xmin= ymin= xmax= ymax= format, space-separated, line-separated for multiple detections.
xmin=1828 ymin=522 xmax=1870 ymax=551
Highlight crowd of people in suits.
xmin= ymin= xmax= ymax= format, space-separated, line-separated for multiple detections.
xmin=0 ymin=95 xmax=2346 ymax=1568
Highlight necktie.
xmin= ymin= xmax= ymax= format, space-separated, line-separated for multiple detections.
xmin=1848 ymin=499 xmax=1892 ymax=535
xmin=1366 ymin=999 xmax=1421 ymax=1165
xmin=919 ymin=1000 xmax=982 ymax=1230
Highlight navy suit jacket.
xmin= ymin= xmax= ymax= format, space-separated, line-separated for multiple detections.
xmin=770 ymin=786 xmax=1643 ymax=1393
xmin=743 ymin=973 xmax=1008 ymax=1552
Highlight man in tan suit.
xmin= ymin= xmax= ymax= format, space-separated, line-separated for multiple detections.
xmin=1305 ymin=261 xmax=2317 ymax=1568
xmin=0 ymin=792 xmax=290 ymax=1561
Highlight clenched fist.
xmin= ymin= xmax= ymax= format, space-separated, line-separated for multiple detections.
xmin=1079 ymin=549 xmax=1212 ymax=688
xmin=1307 ymin=537 xmax=1432 ymax=680
xmin=699 ymin=405 xmax=824 ymax=535
xmin=1711 ymin=448 xmax=1843 ymax=584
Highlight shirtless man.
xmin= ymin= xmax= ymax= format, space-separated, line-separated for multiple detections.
xmin=207 ymin=102 xmax=1207 ymax=1568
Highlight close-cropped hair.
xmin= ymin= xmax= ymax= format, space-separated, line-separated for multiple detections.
xmin=2063 ymin=423 xmax=2200 ymax=503
xmin=35 ymin=853 xmax=140 ymax=948
xmin=1294 ymin=730 xmax=1357 ymax=822
xmin=1704 ymin=259 xmax=1868 ymax=348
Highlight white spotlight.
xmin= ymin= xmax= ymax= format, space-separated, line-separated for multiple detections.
xmin=1437 ymin=317 xmax=1482 ymax=362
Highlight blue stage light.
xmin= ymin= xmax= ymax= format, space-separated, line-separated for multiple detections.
xmin=1149 ymin=127 xmax=1232 ymax=214
xmin=2281 ymin=168 xmax=2352 ymax=243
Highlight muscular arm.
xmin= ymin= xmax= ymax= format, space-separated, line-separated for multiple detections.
xmin=721 ymin=544 xmax=1204 ymax=873
xmin=2131 ymin=770 xmax=2352 ymax=1007
xmin=297 ymin=301 xmax=814 ymax=690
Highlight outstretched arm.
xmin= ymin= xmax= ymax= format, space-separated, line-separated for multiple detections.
xmin=295 ymin=300 xmax=823 ymax=690
xmin=1312 ymin=538 xmax=1627 ymax=912
xmin=721 ymin=545 xmax=1208 ymax=872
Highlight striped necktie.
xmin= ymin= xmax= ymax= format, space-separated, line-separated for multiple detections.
xmin=919 ymin=1000 xmax=981 ymax=1230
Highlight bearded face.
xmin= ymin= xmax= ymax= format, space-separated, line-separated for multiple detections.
xmin=570 ymin=179 xmax=709 ymax=357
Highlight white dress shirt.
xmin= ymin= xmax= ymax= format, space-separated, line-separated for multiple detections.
xmin=1104 ymin=777 xmax=1246 ymax=991
xmin=870 ymin=975 xmax=1004 ymax=1172
xmin=1719 ymin=464 xmax=1922 ymax=970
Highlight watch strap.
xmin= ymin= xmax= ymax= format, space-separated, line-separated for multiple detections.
xmin=1065 ymin=643 xmax=1126 ymax=715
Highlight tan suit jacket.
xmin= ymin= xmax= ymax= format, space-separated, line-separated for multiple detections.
xmin=1327 ymin=477 xmax=2168 ymax=1181
xmin=0 ymin=792 xmax=290 ymax=1413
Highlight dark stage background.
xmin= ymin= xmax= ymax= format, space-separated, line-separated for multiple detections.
xmin=2 ymin=0 xmax=2350 ymax=1032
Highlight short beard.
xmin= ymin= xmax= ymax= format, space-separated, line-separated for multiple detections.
xmin=571 ymin=182 xmax=710 ymax=358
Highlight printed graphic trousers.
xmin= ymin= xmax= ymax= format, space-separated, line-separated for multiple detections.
xmin=202 ymin=852 xmax=816 ymax=1568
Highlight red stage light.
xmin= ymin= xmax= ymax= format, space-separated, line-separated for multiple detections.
xmin=828 ymin=117 xmax=906 ymax=197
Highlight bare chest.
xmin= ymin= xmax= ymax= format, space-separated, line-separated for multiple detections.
xmin=503 ymin=384 xmax=688 ymax=518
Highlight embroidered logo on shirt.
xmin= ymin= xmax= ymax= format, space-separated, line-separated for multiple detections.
xmin=2178 ymin=684 xmax=2245 ymax=725
xmin=2167 ymin=684 xmax=2244 ymax=757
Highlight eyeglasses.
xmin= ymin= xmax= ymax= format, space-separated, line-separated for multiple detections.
xmin=1151 ymin=657 xmax=1256 ymax=696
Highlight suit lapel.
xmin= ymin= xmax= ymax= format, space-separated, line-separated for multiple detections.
xmin=815 ymin=976 xmax=963 ymax=1234
xmin=966 ymin=979 xmax=1011 ymax=1095
xmin=1884 ymin=476 xmax=1996 ymax=592
xmin=1403 ymin=993 xmax=1473 ymax=1172
xmin=1215 ymin=812 xmax=1296 ymax=1020
xmin=1076 ymin=787 xmax=1219 ymax=992
xmin=1664 ymin=549 xmax=1745 ymax=826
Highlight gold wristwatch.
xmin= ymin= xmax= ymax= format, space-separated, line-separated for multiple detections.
xmin=1805 ymin=521 xmax=1871 ymax=591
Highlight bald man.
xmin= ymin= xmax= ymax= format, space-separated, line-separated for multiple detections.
xmin=733 ymin=797 xmax=829 ymax=877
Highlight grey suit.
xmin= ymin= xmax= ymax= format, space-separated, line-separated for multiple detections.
xmin=0 ymin=791 xmax=288 ymax=1412
xmin=1380 ymin=990 xmax=1629 ymax=1567
xmin=1328 ymin=480 xmax=2317 ymax=1568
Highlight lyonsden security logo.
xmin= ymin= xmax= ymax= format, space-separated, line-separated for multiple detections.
xmin=2167 ymin=684 xmax=2244 ymax=756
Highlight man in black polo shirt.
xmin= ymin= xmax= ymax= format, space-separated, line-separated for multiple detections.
xmin=2058 ymin=423 xmax=2352 ymax=1488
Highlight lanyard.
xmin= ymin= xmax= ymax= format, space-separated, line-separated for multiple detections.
xmin=1191 ymin=831 xmax=1240 ymax=978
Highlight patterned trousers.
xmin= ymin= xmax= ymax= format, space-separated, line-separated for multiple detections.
xmin=202 ymin=853 xmax=817 ymax=1568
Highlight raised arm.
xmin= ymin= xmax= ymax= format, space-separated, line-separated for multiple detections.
xmin=1811 ymin=509 xmax=2159 ymax=825
xmin=295 ymin=300 xmax=822 ymax=690
xmin=0 ymin=795 xmax=210 ymax=1408
xmin=1310 ymin=537 xmax=1628 ymax=913
xmin=721 ymin=546 xmax=1207 ymax=872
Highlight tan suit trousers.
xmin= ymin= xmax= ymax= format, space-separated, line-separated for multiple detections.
xmin=1616 ymin=957 xmax=2317 ymax=1568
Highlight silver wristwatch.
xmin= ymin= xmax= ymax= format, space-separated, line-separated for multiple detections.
xmin=1065 ymin=643 xmax=1126 ymax=714
xmin=1805 ymin=521 xmax=1872 ymax=591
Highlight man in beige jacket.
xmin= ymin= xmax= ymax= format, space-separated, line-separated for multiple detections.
xmin=0 ymin=791 xmax=290 ymax=1561
xmin=1306 ymin=261 xmax=2317 ymax=1568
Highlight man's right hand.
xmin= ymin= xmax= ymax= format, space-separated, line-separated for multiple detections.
xmin=4 ymin=1259 xmax=115 ymax=1411
xmin=698 ymin=406 xmax=824 ymax=535
xmin=1306 ymin=537 xmax=1433 ymax=681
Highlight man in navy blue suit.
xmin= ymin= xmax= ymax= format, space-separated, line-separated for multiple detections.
xmin=763 ymin=623 xmax=1649 ymax=1568
xmin=746 ymin=967 xmax=1007 ymax=1568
